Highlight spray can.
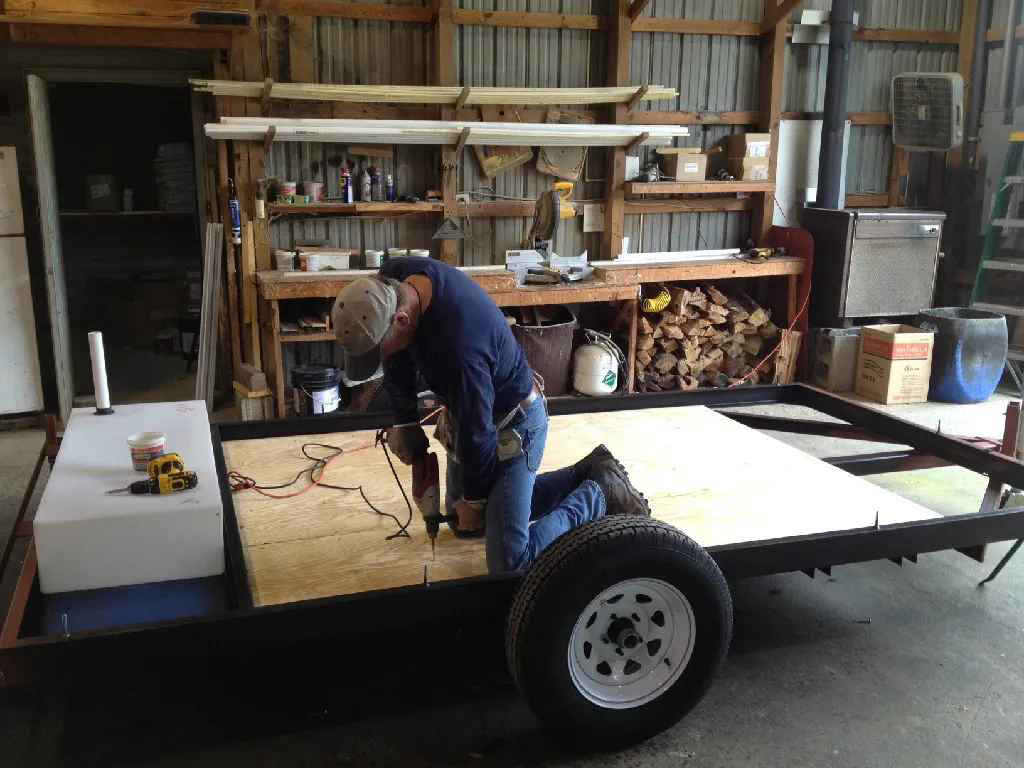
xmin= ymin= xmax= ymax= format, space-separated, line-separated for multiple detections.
xmin=340 ymin=166 xmax=353 ymax=204
xmin=359 ymin=166 xmax=372 ymax=202
xmin=228 ymin=179 xmax=242 ymax=245
xmin=370 ymin=166 xmax=383 ymax=202
xmin=385 ymin=173 xmax=395 ymax=202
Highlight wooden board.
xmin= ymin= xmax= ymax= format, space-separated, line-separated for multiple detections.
xmin=223 ymin=406 xmax=940 ymax=607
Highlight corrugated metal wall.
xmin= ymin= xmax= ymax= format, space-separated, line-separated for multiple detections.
xmin=265 ymin=0 xmax=967 ymax=262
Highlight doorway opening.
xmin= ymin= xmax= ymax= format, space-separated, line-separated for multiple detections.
xmin=49 ymin=82 xmax=202 ymax=407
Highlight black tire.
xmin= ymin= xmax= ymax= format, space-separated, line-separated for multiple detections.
xmin=506 ymin=516 xmax=732 ymax=751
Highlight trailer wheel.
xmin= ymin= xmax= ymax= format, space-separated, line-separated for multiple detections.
xmin=506 ymin=517 xmax=732 ymax=750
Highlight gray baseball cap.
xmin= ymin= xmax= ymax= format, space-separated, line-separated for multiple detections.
xmin=332 ymin=276 xmax=400 ymax=381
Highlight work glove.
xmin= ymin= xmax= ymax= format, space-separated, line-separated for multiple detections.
xmin=385 ymin=423 xmax=429 ymax=465
xmin=453 ymin=498 xmax=486 ymax=533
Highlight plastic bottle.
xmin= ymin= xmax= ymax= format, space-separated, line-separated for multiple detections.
xmin=385 ymin=173 xmax=396 ymax=202
xmin=340 ymin=166 xmax=353 ymax=203
xmin=370 ymin=166 xmax=383 ymax=202
xmin=359 ymin=166 xmax=372 ymax=202
xmin=228 ymin=178 xmax=241 ymax=245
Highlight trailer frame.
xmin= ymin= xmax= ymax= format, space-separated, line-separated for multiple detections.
xmin=2 ymin=384 xmax=1022 ymax=686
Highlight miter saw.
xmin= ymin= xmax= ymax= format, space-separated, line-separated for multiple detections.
xmin=519 ymin=181 xmax=593 ymax=284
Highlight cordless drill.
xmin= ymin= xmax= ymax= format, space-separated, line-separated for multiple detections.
xmin=412 ymin=452 xmax=456 ymax=558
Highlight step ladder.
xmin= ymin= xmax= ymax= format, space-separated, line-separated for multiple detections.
xmin=970 ymin=132 xmax=1024 ymax=392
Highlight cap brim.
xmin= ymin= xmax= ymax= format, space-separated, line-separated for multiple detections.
xmin=343 ymin=345 xmax=382 ymax=383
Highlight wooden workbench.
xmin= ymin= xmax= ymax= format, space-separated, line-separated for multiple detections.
xmin=256 ymin=256 xmax=804 ymax=418
xmin=222 ymin=406 xmax=937 ymax=607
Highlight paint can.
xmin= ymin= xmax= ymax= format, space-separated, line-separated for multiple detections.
xmin=274 ymin=249 xmax=296 ymax=270
xmin=127 ymin=432 xmax=167 ymax=472
xmin=279 ymin=181 xmax=297 ymax=199
xmin=292 ymin=366 xmax=342 ymax=416
xmin=302 ymin=181 xmax=324 ymax=202
xmin=364 ymin=250 xmax=383 ymax=269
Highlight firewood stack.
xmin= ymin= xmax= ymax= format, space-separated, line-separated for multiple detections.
xmin=635 ymin=285 xmax=779 ymax=391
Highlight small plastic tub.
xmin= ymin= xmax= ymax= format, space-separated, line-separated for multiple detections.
xmin=127 ymin=432 xmax=166 ymax=472
xmin=364 ymin=250 xmax=383 ymax=268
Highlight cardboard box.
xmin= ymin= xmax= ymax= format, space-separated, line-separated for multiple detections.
xmin=725 ymin=132 xmax=771 ymax=159
xmin=727 ymin=157 xmax=770 ymax=180
xmin=855 ymin=324 xmax=934 ymax=404
xmin=656 ymin=148 xmax=707 ymax=181
xmin=812 ymin=327 xmax=861 ymax=392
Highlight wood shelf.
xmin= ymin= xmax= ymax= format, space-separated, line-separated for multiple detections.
xmin=281 ymin=331 xmax=336 ymax=343
xmin=624 ymin=181 xmax=775 ymax=195
xmin=269 ymin=202 xmax=443 ymax=217
xmin=59 ymin=210 xmax=194 ymax=217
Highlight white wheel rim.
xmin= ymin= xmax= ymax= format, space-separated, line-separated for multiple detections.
xmin=567 ymin=577 xmax=695 ymax=710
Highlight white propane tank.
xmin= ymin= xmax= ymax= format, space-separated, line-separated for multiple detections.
xmin=573 ymin=329 xmax=625 ymax=396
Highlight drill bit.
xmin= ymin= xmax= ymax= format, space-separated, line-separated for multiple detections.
xmin=431 ymin=536 xmax=436 ymax=561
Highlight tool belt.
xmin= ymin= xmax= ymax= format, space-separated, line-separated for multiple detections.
xmin=434 ymin=373 xmax=545 ymax=460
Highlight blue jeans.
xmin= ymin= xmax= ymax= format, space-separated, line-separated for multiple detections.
xmin=445 ymin=397 xmax=607 ymax=573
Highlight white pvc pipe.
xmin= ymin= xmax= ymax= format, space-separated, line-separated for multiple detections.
xmin=88 ymin=331 xmax=112 ymax=412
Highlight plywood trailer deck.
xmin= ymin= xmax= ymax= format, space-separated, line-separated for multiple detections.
xmin=2 ymin=386 xmax=1023 ymax=747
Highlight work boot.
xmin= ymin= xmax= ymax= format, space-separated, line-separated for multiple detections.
xmin=571 ymin=444 xmax=614 ymax=485
xmin=586 ymin=453 xmax=653 ymax=517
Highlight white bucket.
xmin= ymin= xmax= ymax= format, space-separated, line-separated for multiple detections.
xmin=364 ymin=250 xmax=383 ymax=268
xmin=127 ymin=431 xmax=166 ymax=472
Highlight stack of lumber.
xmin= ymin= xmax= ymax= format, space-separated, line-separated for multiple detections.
xmin=189 ymin=80 xmax=679 ymax=106
xmin=634 ymin=285 xmax=779 ymax=391
xmin=205 ymin=117 xmax=688 ymax=148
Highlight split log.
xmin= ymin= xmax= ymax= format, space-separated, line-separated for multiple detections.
xmin=652 ymin=325 xmax=663 ymax=339
xmin=636 ymin=350 xmax=652 ymax=367
xmin=638 ymin=316 xmax=654 ymax=335
xmin=659 ymin=311 xmax=681 ymax=325
xmin=731 ymin=320 xmax=749 ymax=335
xmin=759 ymin=320 xmax=779 ymax=339
xmin=676 ymin=359 xmax=690 ymax=376
xmin=662 ymin=324 xmax=685 ymax=339
xmin=677 ymin=374 xmax=700 ymax=390
xmin=681 ymin=318 xmax=711 ymax=335
xmin=669 ymin=286 xmax=707 ymax=314
xmin=657 ymin=372 xmax=678 ymax=389
xmin=681 ymin=338 xmax=699 ymax=362
xmin=704 ymin=284 xmax=729 ymax=305
xmin=723 ymin=356 xmax=747 ymax=377
xmin=743 ymin=334 xmax=764 ymax=356
xmin=637 ymin=334 xmax=655 ymax=351
xmin=658 ymin=338 xmax=679 ymax=353
xmin=724 ymin=340 xmax=746 ymax=359
xmin=653 ymin=353 xmax=679 ymax=374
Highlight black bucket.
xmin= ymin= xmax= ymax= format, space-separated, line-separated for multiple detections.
xmin=916 ymin=307 xmax=1007 ymax=404
xmin=291 ymin=365 xmax=343 ymax=415
xmin=510 ymin=306 xmax=577 ymax=396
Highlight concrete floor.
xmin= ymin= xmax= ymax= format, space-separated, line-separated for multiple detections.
xmin=2 ymin=392 xmax=1024 ymax=767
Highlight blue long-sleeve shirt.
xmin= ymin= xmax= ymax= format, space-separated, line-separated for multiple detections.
xmin=379 ymin=258 xmax=534 ymax=500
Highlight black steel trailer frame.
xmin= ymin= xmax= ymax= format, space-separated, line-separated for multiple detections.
xmin=2 ymin=384 xmax=1023 ymax=686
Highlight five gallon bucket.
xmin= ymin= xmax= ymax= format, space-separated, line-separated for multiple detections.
xmin=916 ymin=308 xmax=1008 ymax=404
xmin=291 ymin=365 xmax=343 ymax=415
xmin=510 ymin=306 xmax=577 ymax=396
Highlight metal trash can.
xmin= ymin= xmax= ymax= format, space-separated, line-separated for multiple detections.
xmin=510 ymin=307 xmax=577 ymax=396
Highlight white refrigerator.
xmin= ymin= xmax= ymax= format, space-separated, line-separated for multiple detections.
xmin=0 ymin=146 xmax=44 ymax=414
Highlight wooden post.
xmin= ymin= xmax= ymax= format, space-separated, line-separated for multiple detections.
xmin=434 ymin=0 xmax=459 ymax=264
xmin=218 ymin=140 xmax=242 ymax=378
xmin=753 ymin=15 xmax=785 ymax=241
xmin=602 ymin=0 xmax=632 ymax=260
xmin=626 ymin=297 xmax=638 ymax=392
xmin=289 ymin=16 xmax=315 ymax=83
xmin=952 ymin=0 xmax=978 ymax=169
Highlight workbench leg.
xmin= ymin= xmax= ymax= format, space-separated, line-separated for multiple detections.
xmin=626 ymin=298 xmax=638 ymax=393
xmin=786 ymin=274 xmax=798 ymax=326
xmin=270 ymin=300 xmax=286 ymax=419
